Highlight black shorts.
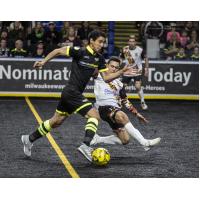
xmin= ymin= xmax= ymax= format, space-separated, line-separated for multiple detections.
xmin=56 ymin=86 xmax=93 ymax=117
xmin=122 ymin=75 xmax=143 ymax=85
xmin=98 ymin=106 xmax=124 ymax=130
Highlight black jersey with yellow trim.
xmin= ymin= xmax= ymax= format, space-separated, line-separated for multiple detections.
xmin=66 ymin=45 xmax=107 ymax=93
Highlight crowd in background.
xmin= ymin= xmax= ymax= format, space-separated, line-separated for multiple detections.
xmin=0 ymin=21 xmax=199 ymax=61
xmin=0 ymin=21 xmax=105 ymax=58
xmin=137 ymin=21 xmax=199 ymax=60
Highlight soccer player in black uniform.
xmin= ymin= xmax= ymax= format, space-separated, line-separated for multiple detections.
xmin=21 ymin=30 xmax=131 ymax=162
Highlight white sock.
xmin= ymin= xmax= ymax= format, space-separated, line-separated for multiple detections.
xmin=124 ymin=122 xmax=147 ymax=145
xmin=138 ymin=87 xmax=145 ymax=103
xmin=98 ymin=135 xmax=122 ymax=145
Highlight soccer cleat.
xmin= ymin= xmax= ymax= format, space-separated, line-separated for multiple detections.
xmin=78 ymin=143 xmax=93 ymax=162
xmin=21 ymin=135 xmax=33 ymax=157
xmin=141 ymin=102 xmax=148 ymax=110
xmin=90 ymin=134 xmax=101 ymax=146
xmin=143 ymin=137 xmax=161 ymax=151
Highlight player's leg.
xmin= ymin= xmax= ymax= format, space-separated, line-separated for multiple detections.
xmin=91 ymin=106 xmax=128 ymax=146
xmin=77 ymin=106 xmax=100 ymax=162
xmin=70 ymin=91 xmax=101 ymax=162
xmin=21 ymin=111 xmax=68 ymax=157
xmin=21 ymin=89 xmax=70 ymax=157
xmin=134 ymin=76 xmax=148 ymax=110
xmin=114 ymin=129 xmax=130 ymax=145
xmin=114 ymin=110 xmax=160 ymax=150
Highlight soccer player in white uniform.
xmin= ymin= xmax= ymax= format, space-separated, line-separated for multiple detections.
xmin=121 ymin=35 xmax=149 ymax=110
xmin=91 ymin=56 xmax=161 ymax=150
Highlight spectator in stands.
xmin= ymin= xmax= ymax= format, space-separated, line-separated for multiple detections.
xmin=46 ymin=21 xmax=60 ymax=46
xmin=1 ymin=29 xmax=7 ymax=38
xmin=164 ymin=33 xmax=180 ymax=60
xmin=190 ymin=47 xmax=199 ymax=61
xmin=1 ymin=29 xmax=12 ymax=48
xmin=0 ymin=39 xmax=10 ymax=57
xmin=32 ymin=41 xmax=46 ymax=58
xmin=175 ymin=47 xmax=187 ymax=60
xmin=186 ymin=30 xmax=199 ymax=54
xmin=180 ymin=30 xmax=190 ymax=48
xmin=30 ymin=22 xmax=46 ymax=45
xmin=59 ymin=26 xmax=82 ymax=48
xmin=9 ymin=21 xmax=25 ymax=47
xmin=166 ymin=23 xmax=180 ymax=43
xmin=60 ymin=21 xmax=70 ymax=41
xmin=11 ymin=39 xmax=27 ymax=57
xmin=77 ymin=21 xmax=93 ymax=40
xmin=184 ymin=21 xmax=194 ymax=36
xmin=144 ymin=21 xmax=164 ymax=39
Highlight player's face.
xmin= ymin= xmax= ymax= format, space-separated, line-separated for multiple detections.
xmin=128 ymin=39 xmax=136 ymax=49
xmin=91 ymin=36 xmax=105 ymax=53
xmin=107 ymin=61 xmax=120 ymax=73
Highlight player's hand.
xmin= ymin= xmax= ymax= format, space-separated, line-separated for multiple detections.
xmin=121 ymin=65 xmax=131 ymax=73
xmin=136 ymin=112 xmax=149 ymax=124
xmin=123 ymin=65 xmax=138 ymax=76
xmin=33 ymin=61 xmax=45 ymax=69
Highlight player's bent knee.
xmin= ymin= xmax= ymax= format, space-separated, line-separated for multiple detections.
xmin=116 ymin=129 xmax=130 ymax=145
xmin=121 ymin=137 xmax=129 ymax=145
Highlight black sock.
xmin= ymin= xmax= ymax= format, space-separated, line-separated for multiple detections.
xmin=83 ymin=130 xmax=95 ymax=146
xmin=29 ymin=121 xmax=51 ymax=143
xmin=83 ymin=118 xmax=98 ymax=146
xmin=29 ymin=129 xmax=42 ymax=143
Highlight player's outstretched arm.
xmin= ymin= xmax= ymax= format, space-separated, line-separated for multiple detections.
xmin=33 ymin=46 xmax=68 ymax=69
xmin=101 ymin=65 xmax=133 ymax=83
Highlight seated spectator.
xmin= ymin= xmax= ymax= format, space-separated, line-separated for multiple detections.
xmin=9 ymin=21 xmax=25 ymax=47
xmin=0 ymin=39 xmax=10 ymax=57
xmin=186 ymin=30 xmax=199 ymax=54
xmin=59 ymin=26 xmax=82 ymax=48
xmin=30 ymin=22 xmax=46 ymax=45
xmin=60 ymin=21 xmax=71 ymax=41
xmin=77 ymin=21 xmax=93 ymax=40
xmin=144 ymin=21 xmax=164 ymax=39
xmin=1 ymin=30 xmax=9 ymax=40
xmin=180 ymin=30 xmax=190 ymax=48
xmin=166 ymin=23 xmax=180 ymax=43
xmin=175 ymin=47 xmax=187 ymax=60
xmin=164 ymin=34 xmax=180 ymax=60
xmin=184 ymin=21 xmax=194 ymax=36
xmin=11 ymin=39 xmax=27 ymax=57
xmin=45 ymin=21 xmax=60 ymax=46
xmin=32 ymin=41 xmax=46 ymax=58
xmin=9 ymin=21 xmax=24 ymax=31
xmin=190 ymin=47 xmax=199 ymax=61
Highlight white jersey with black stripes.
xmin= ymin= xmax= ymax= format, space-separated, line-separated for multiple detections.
xmin=94 ymin=74 xmax=123 ymax=109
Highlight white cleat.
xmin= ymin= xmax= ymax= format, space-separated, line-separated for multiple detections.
xmin=21 ymin=135 xmax=33 ymax=157
xmin=143 ymin=137 xmax=161 ymax=151
xmin=78 ymin=143 xmax=93 ymax=162
xmin=141 ymin=102 xmax=148 ymax=110
xmin=90 ymin=134 xmax=101 ymax=146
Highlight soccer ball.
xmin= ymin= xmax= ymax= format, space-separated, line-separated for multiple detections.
xmin=92 ymin=147 xmax=110 ymax=166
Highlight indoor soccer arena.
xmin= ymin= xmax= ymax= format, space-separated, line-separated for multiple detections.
xmin=0 ymin=21 xmax=198 ymax=178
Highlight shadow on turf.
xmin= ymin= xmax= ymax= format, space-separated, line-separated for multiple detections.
xmin=81 ymin=155 xmax=157 ymax=169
